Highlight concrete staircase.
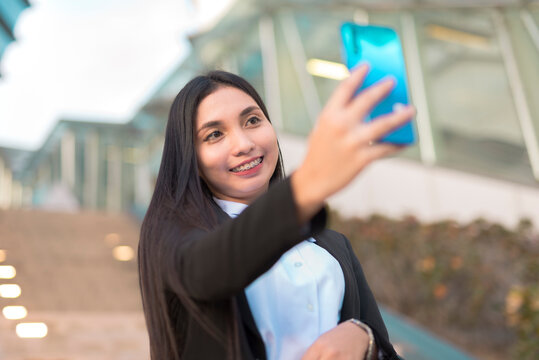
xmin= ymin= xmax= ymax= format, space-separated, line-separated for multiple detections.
xmin=0 ymin=209 xmax=148 ymax=360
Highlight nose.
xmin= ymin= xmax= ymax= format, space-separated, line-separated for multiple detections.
xmin=230 ymin=130 xmax=255 ymax=156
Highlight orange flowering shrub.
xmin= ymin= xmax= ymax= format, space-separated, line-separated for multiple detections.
xmin=330 ymin=213 xmax=539 ymax=360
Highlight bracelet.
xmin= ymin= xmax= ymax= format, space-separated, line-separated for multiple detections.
xmin=348 ymin=318 xmax=375 ymax=360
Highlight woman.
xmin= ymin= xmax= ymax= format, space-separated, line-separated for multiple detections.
xmin=138 ymin=66 xmax=415 ymax=360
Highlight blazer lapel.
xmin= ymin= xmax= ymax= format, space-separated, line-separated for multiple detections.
xmin=237 ymin=291 xmax=266 ymax=358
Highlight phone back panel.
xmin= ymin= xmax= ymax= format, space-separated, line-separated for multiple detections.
xmin=341 ymin=22 xmax=416 ymax=145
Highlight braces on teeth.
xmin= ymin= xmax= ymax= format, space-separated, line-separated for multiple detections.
xmin=231 ymin=157 xmax=262 ymax=172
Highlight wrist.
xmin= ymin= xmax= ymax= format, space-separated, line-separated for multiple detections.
xmin=347 ymin=319 xmax=375 ymax=360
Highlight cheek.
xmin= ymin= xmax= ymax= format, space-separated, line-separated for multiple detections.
xmin=261 ymin=130 xmax=279 ymax=161
xmin=197 ymin=144 xmax=229 ymax=178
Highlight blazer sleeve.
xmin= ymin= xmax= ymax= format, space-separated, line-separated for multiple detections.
xmin=343 ymin=236 xmax=401 ymax=360
xmin=162 ymin=177 xmax=327 ymax=301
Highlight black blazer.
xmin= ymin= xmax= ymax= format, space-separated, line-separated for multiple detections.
xmin=162 ymin=178 xmax=400 ymax=359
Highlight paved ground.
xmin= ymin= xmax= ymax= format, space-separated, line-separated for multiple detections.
xmin=0 ymin=209 xmax=149 ymax=359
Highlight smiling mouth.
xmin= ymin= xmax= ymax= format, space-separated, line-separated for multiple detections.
xmin=230 ymin=157 xmax=263 ymax=173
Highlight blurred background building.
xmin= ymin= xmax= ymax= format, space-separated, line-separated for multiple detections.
xmin=1 ymin=0 xmax=539 ymax=359
xmin=2 ymin=0 xmax=539 ymax=228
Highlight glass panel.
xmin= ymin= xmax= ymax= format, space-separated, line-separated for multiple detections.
xmin=97 ymin=137 xmax=108 ymax=209
xmin=505 ymin=8 xmax=539 ymax=180
xmin=139 ymin=54 xmax=201 ymax=133
xmin=415 ymin=9 xmax=535 ymax=185
xmin=51 ymin=147 xmax=61 ymax=183
xmin=151 ymin=53 xmax=200 ymax=102
xmin=235 ymin=23 xmax=265 ymax=101
xmin=274 ymin=12 xmax=311 ymax=136
xmin=122 ymin=160 xmax=135 ymax=211
xmin=294 ymin=8 xmax=353 ymax=103
xmin=75 ymin=132 xmax=85 ymax=201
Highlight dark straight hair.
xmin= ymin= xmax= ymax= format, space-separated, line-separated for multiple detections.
xmin=138 ymin=70 xmax=285 ymax=359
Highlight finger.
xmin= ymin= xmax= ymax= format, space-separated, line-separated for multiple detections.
xmin=348 ymin=77 xmax=396 ymax=119
xmin=357 ymin=105 xmax=415 ymax=144
xmin=360 ymin=143 xmax=404 ymax=165
xmin=326 ymin=63 xmax=369 ymax=109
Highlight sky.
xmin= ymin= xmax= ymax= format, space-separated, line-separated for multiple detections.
xmin=0 ymin=0 xmax=233 ymax=150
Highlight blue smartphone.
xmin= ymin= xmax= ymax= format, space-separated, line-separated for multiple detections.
xmin=341 ymin=22 xmax=416 ymax=145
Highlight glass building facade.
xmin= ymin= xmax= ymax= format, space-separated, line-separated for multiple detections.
xmin=155 ymin=0 xmax=539 ymax=187
xmin=2 ymin=0 xmax=539 ymax=224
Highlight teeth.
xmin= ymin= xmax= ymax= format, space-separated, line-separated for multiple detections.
xmin=231 ymin=157 xmax=262 ymax=172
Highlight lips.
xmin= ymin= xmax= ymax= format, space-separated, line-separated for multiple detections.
xmin=230 ymin=156 xmax=264 ymax=173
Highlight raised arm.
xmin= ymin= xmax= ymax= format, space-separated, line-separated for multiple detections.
xmin=163 ymin=177 xmax=326 ymax=301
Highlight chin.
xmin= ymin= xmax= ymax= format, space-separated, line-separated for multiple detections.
xmin=235 ymin=184 xmax=266 ymax=198
xmin=230 ymin=182 xmax=268 ymax=201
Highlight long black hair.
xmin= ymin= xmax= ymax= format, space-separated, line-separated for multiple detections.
xmin=138 ymin=70 xmax=285 ymax=359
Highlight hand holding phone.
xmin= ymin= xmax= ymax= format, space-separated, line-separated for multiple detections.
xmin=341 ymin=22 xmax=416 ymax=145
xmin=292 ymin=63 xmax=416 ymax=223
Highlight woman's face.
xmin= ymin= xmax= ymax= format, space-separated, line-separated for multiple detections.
xmin=195 ymin=86 xmax=279 ymax=204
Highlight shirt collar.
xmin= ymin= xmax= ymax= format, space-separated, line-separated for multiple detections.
xmin=214 ymin=197 xmax=249 ymax=218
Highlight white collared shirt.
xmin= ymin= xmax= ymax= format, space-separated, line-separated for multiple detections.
xmin=215 ymin=198 xmax=345 ymax=360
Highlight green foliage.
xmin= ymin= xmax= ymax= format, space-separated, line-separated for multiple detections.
xmin=329 ymin=212 xmax=539 ymax=360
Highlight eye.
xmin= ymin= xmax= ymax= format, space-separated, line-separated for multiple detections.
xmin=246 ymin=116 xmax=261 ymax=126
xmin=204 ymin=130 xmax=222 ymax=142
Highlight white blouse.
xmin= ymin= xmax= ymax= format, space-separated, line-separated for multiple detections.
xmin=215 ymin=198 xmax=345 ymax=360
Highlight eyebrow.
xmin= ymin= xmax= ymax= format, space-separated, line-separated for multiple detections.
xmin=239 ymin=105 xmax=259 ymax=117
xmin=197 ymin=105 xmax=261 ymax=134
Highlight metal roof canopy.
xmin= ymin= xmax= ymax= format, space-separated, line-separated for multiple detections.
xmin=0 ymin=0 xmax=30 ymax=75
xmin=188 ymin=0 xmax=539 ymax=65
